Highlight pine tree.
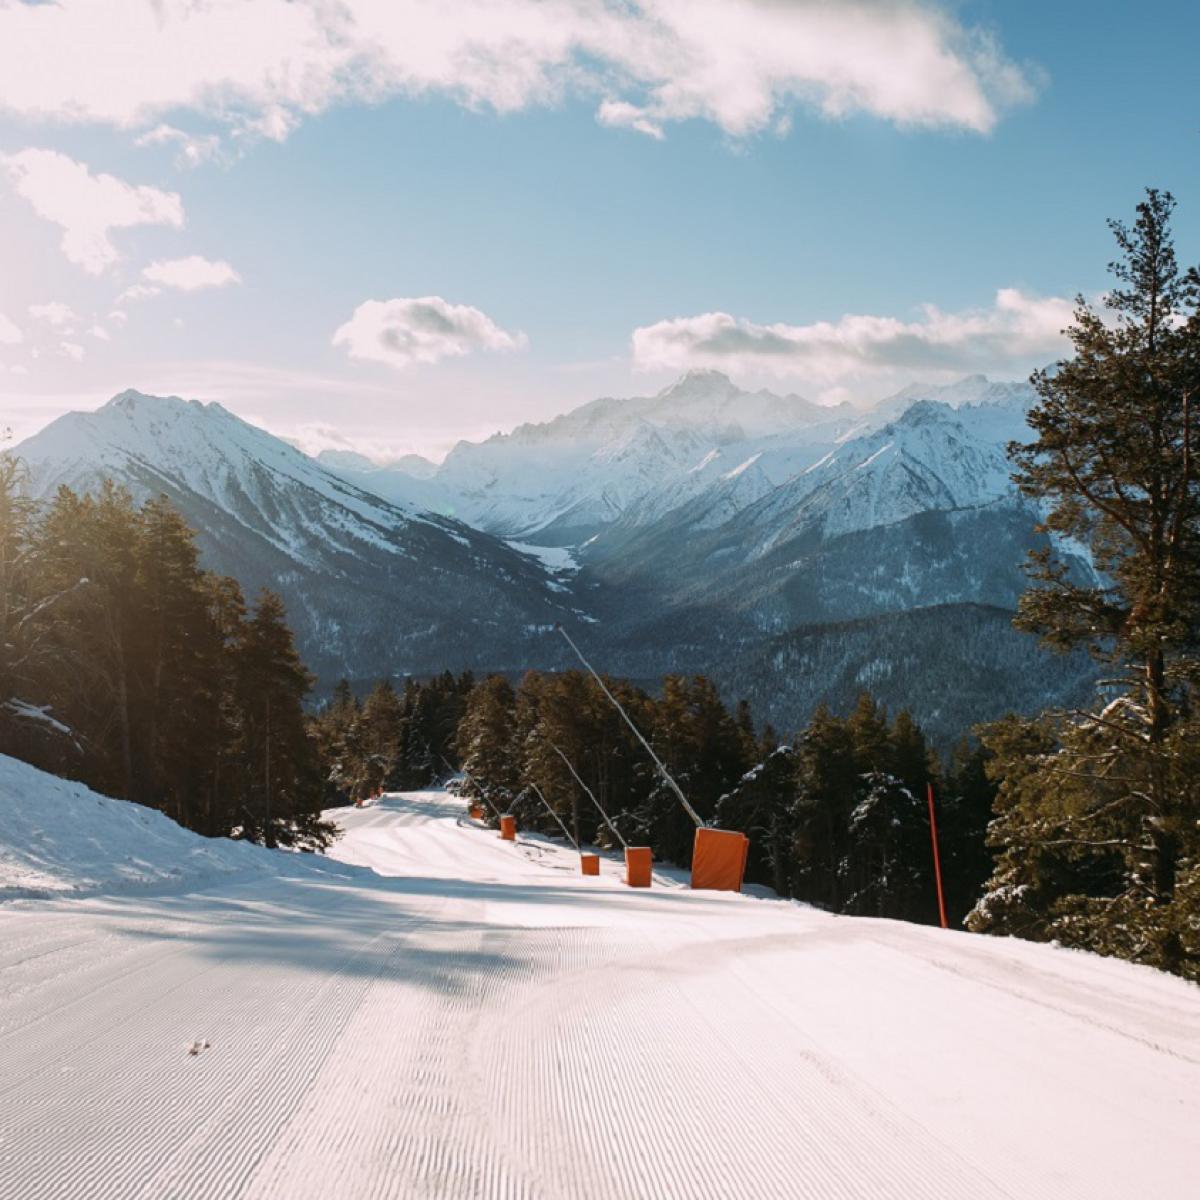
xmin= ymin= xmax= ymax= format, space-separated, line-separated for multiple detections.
xmin=310 ymin=679 xmax=360 ymax=806
xmin=716 ymin=744 xmax=797 ymax=895
xmin=841 ymin=771 xmax=925 ymax=919
xmin=456 ymin=675 xmax=519 ymax=816
xmin=355 ymin=680 xmax=405 ymax=799
xmin=233 ymin=589 xmax=332 ymax=849
xmin=791 ymin=705 xmax=858 ymax=910
xmin=0 ymin=453 xmax=75 ymax=764
xmin=977 ymin=189 xmax=1200 ymax=978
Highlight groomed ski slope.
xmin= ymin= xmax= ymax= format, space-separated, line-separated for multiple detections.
xmin=1 ymin=782 xmax=1197 ymax=1199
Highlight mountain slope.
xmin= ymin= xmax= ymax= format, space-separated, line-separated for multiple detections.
xmin=16 ymin=391 xmax=587 ymax=683
xmin=331 ymin=370 xmax=864 ymax=543
xmin=2 ymin=770 xmax=1196 ymax=1199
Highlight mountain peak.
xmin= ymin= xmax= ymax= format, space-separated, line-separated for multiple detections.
xmin=655 ymin=368 xmax=739 ymax=402
xmin=104 ymin=388 xmax=188 ymax=411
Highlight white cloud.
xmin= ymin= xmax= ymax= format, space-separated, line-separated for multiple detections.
xmin=632 ymin=289 xmax=1075 ymax=385
xmin=0 ymin=149 xmax=183 ymax=273
xmin=596 ymin=100 xmax=664 ymax=140
xmin=118 ymin=284 xmax=162 ymax=303
xmin=0 ymin=2 xmax=1037 ymax=143
xmin=28 ymin=301 xmax=77 ymax=329
xmin=333 ymin=296 xmax=527 ymax=369
xmin=0 ymin=313 xmax=22 ymax=346
xmin=107 ymin=310 xmax=129 ymax=327
xmin=142 ymin=255 xmax=242 ymax=291
xmin=135 ymin=123 xmax=223 ymax=169
xmin=90 ymin=325 xmax=110 ymax=342
xmin=59 ymin=342 xmax=85 ymax=362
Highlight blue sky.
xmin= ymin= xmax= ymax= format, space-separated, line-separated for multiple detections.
xmin=1 ymin=0 xmax=1198 ymax=459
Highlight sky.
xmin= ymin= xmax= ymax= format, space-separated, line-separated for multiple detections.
xmin=1 ymin=0 xmax=1198 ymax=461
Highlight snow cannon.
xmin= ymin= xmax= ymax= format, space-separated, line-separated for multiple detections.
xmin=690 ymin=828 xmax=749 ymax=892
xmin=499 ymin=814 xmax=517 ymax=841
xmin=580 ymin=853 xmax=600 ymax=876
xmin=624 ymin=846 xmax=653 ymax=888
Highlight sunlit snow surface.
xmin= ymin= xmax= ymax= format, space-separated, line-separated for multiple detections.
xmin=1 ymin=758 xmax=1196 ymax=1199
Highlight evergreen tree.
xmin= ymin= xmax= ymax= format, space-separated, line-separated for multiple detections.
xmin=232 ymin=590 xmax=332 ymax=849
xmin=356 ymin=680 xmax=405 ymax=800
xmin=841 ymin=771 xmax=926 ymax=919
xmin=456 ymin=675 xmax=519 ymax=817
xmin=716 ymin=744 xmax=797 ymax=895
xmin=976 ymin=190 xmax=1200 ymax=978
xmin=790 ymin=705 xmax=858 ymax=911
xmin=0 ymin=453 xmax=77 ymax=766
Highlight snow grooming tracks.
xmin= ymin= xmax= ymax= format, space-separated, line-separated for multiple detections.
xmin=2 ymin=782 xmax=1198 ymax=1199
xmin=0 ymin=879 xmax=449 ymax=1200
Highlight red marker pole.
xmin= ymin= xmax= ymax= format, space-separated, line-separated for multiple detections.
xmin=927 ymin=781 xmax=949 ymax=930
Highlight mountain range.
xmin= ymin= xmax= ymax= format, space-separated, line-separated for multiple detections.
xmin=15 ymin=390 xmax=583 ymax=684
xmin=13 ymin=371 xmax=1101 ymax=741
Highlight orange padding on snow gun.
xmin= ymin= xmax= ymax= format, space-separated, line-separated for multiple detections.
xmin=468 ymin=804 xmax=484 ymax=821
xmin=690 ymin=827 xmax=748 ymax=892
xmin=580 ymin=854 xmax=600 ymax=876
xmin=499 ymin=814 xmax=517 ymax=841
xmin=624 ymin=846 xmax=653 ymax=888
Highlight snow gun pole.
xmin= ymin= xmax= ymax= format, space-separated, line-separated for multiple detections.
xmin=443 ymin=756 xmax=503 ymax=821
xmin=927 ymin=781 xmax=949 ymax=930
xmin=527 ymin=780 xmax=579 ymax=850
xmin=549 ymin=741 xmax=628 ymax=850
xmin=555 ymin=623 xmax=703 ymax=829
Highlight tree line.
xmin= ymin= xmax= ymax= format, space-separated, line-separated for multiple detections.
xmin=319 ymin=664 xmax=993 ymax=928
xmin=309 ymin=670 xmax=475 ymax=803
xmin=0 ymin=470 xmax=333 ymax=849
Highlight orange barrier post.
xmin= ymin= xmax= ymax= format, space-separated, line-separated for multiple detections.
xmin=468 ymin=804 xmax=484 ymax=821
xmin=690 ymin=827 xmax=748 ymax=892
xmin=499 ymin=814 xmax=517 ymax=841
xmin=580 ymin=853 xmax=600 ymax=876
xmin=624 ymin=846 xmax=653 ymax=888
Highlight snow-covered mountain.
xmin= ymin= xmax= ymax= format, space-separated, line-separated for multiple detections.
xmin=328 ymin=370 xmax=863 ymax=543
xmin=15 ymin=391 xmax=587 ymax=683
xmin=11 ymin=373 xmax=1099 ymax=736
xmin=575 ymin=381 xmax=1083 ymax=641
xmin=323 ymin=369 xmax=1035 ymax=553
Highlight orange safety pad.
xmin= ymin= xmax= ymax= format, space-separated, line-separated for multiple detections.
xmin=624 ymin=846 xmax=653 ymax=888
xmin=499 ymin=814 xmax=517 ymax=841
xmin=580 ymin=854 xmax=600 ymax=876
xmin=690 ymin=827 xmax=748 ymax=892
xmin=468 ymin=805 xmax=484 ymax=821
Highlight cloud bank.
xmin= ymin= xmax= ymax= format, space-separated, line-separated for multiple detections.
xmin=632 ymin=289 xmax=1074 ymax=385
xmin=333 ymin=297 xmax=528 ymax=369
xmin=0 ymin=149 xmax=183 ymax=273
xmin=0 ymin=2 xmax=1037 ymax=144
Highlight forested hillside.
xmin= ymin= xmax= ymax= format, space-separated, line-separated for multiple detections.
xmin=0 ymin=461 xmax=332 ymax=848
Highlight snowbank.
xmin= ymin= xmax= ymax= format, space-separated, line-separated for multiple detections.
xmin=0 ymin=753 xmax=269 ymax=901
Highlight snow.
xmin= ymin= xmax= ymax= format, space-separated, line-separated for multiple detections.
xmin=722 ymin=451 xmax=762 ymax=479
xmin=2 ymin=699 xmax=74 ymax=737
xmin=507 ymin=540 xmax=579 ymax=572
xmin=2 ymin=757 xmax=1196 ymax=1198
xmin=0 ymin=754 xmax=269 ymax=899
xmin=854 ymin=441 xmax=893 ymax=470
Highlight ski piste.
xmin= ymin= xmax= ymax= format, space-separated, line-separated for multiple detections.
xmin=1 ymin=762 xmax=1195 ymax=1199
